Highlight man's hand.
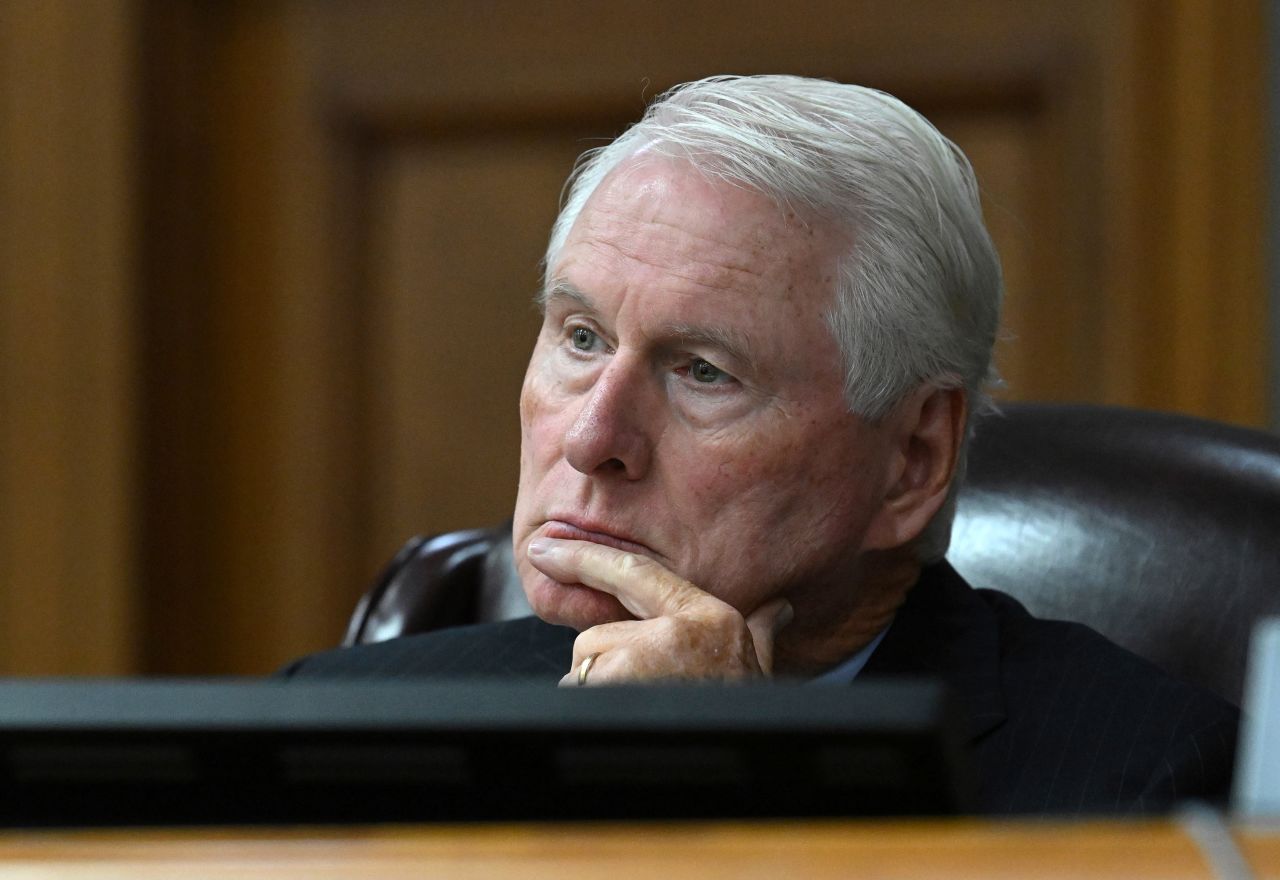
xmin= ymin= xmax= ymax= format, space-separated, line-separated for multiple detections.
xmin=526 ymin=537 xmax=793 ymax=686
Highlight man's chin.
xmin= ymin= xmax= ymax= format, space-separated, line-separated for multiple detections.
xmin=523 ymin=575 xmax=634 ymax=631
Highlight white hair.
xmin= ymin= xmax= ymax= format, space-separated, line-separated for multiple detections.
xmin=544 ymin=75 xmax=1003 ymax=561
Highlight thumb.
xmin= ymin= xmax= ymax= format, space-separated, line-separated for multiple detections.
xmin=744 ymin=597 xmax=794 ymax=675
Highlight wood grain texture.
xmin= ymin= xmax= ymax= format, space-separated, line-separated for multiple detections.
xmin=0 ymin=0 xmax=139 ymax=673
xmin=1240 ymin=826 xmax=1280 ymax=879
xmin=0 ymin=820 xmax=1237 ymax=879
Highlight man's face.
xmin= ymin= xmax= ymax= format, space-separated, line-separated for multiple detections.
xmin=513 ymin=156 xmax=899 ymax=631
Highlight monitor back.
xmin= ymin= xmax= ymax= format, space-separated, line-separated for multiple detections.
xmin=0 ymin=679 xmax=971 ymax=826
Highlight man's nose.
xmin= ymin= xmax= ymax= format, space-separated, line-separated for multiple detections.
xmin=563 ymin=360 xmax=653 ymax=479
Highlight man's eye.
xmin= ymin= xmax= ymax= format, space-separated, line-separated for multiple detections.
xmin=570 ymin=327 xmax=598 ymax=351
xmin=690 ymin=358 xmax=726 ymax=384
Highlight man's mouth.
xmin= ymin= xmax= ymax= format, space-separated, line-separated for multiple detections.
xmin=539 ymin=519 xmax=654 ymax=556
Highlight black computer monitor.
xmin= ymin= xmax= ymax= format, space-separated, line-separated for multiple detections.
xmin=0 ymin=679 xmax=972 ymax=826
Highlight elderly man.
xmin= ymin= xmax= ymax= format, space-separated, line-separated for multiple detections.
xmin=287 ymin=75 xmax=1238 ymax=814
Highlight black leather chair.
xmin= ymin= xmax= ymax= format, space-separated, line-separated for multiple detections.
xmin=343 ymin=404 xmax=1280 ymax=705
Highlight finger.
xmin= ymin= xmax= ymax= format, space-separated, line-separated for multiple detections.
xmin=570 ymin=621 xmax=634 ymax=669
xmin=558 ymin=649 xmax=612 ymax=688
xmin=528 ymin=537 xmax=721 ymax=620
xmin=744 ymin=597 xmax=793 ymax=675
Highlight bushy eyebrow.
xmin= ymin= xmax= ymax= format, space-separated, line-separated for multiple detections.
xmin=537 ymin=279 xmax=592 ymax=314
xmin=539 ymin=278 xmax=759 ymax=374
xmin=667 ymin=323 xmax=756 ymax=373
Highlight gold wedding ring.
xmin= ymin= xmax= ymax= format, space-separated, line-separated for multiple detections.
xmin=577 ymin=652 xmax=602 ymax=687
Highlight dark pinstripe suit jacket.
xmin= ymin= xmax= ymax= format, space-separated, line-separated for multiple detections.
xmin=283 ymin=561 xmax=1239 ymax=815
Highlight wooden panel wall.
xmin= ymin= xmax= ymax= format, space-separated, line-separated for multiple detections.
xmin=1093 ymin=1 xmax=1268 ymax=421
xmin=0 ymin=0 xmax=139 ymax=673
xmin=0 ymin=0 xmax=1267 ymax=674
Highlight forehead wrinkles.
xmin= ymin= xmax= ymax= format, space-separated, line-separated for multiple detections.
xmin=565 ymin=195 xmax=824 ymax=296
xmin=578 ymin=238 xmax=771 ymax=298
xmin=588 ymin=191 xmax=773 ymax=252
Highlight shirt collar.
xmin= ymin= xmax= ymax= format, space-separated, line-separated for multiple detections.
xmin=806 ymin=626 xmax=890 ymax=685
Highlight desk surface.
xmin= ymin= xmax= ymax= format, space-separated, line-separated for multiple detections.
xmin=0 ymin=820 xmax=1276 ymax=880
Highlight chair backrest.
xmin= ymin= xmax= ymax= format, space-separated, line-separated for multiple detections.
xmin=949 ymin=404 xmax=1280 ymax=705
xmin=343 ymin=404 xmax=1280 ymax=704
xmin=342 ymin=526 xmax=529 ymax=648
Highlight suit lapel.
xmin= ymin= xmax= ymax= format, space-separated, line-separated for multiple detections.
xmin=862 ymin=561 xmax=1007 ymax=741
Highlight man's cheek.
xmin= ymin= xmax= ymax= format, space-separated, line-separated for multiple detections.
xmin=681 ymin=459 xmax=800 ymax=558
xmin=686 ymin=439 xmax=799 ymax=498
xmin=518 ymin=367 xmax=549 ymax=429
xmin=520 ymin=385 xmax=574 ymax=462
xmin=682 ymin=454 xmax=753 ymax=502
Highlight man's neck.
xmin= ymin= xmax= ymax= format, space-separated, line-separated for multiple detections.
xmin=771 ymin=551 xmax=921 ymax=678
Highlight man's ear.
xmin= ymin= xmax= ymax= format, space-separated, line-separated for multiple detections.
xmin=863 ymin=385 xmax=967 ymax=552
